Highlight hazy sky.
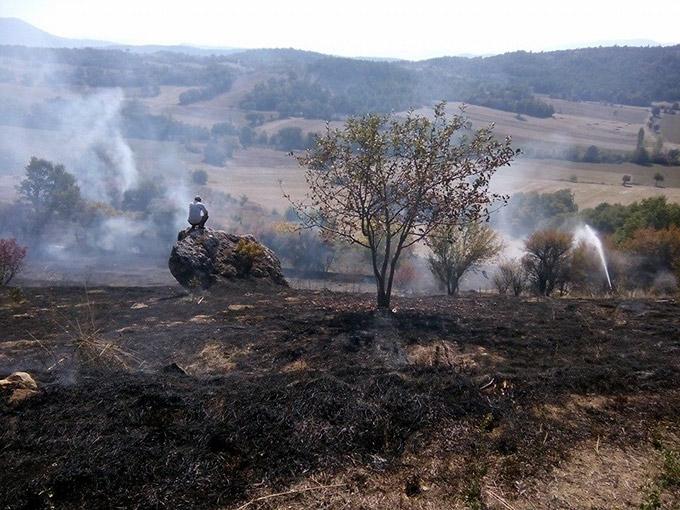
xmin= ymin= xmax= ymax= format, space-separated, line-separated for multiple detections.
xmin=2 ymin=0 xmax=679 ymax=59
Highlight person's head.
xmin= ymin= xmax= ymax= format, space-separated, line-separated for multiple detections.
xmin=194 ymin=196 xmax=202 ymax=203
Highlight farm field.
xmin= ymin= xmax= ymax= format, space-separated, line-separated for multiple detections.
xmin=495 ymin=158 xmax=680 ymax=208
xmin=144 ymin=73 xmax=278 ymax=128
xmin=1 ymin=121 xmax=679 ymax=213
xmin=661 ymin=113 xmax=680 ymax=144
xmin=214 ymin=153 xmax=680 ymax=211
xmin=411 ymin=101 xmax=651 ymax=152
xmin=132 ymin=86 xmax=656 ymax=153
xmin=208 ymin=152 xmax=680 ymax=212
xmin=1 ymin=73 xmax=680 ymax=219
xmin=542 ymin=96 xmax=649 ymax=124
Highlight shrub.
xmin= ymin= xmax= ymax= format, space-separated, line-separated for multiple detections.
xmin=239 ymin=126 xmax=255 ymax=148
xmin=191 ymin=169 xmax=208 ymax=185
xmin=121 ymin=181 xmax=165 ymax=212
xmin=493 ymin=258 xmax=527 ymax=296
xmin=427 ymin=223 xmax=503 ymax=296
xmin=234 ymin=239 xmax=265 ymax=275
xmin=210 ymin=122 xmax=238 ymax=137
xmin=271 ymin=127 xmax=306 ymax=151
xmin=245 ymin=112 xmax=265 ymax=127
xmin=0 ymin=238 xmax=27 ymax=286
xmin=493 ymin=189 xmax=578 ymax=237
xmin=260 ymin=225 xmax=336 ymax=274
xmin=622 ymin=226 xmax=680 ymax=287
xmin=583 ymin=145 xmax=601 ymax=163
xmin=523 ymin=229 xmax=573 ymax=296
xmin=394 ymin=256 xmax=419 ymax=290
xmin=654 ymin=172 xmax=665 ymax=187
xmin=668 ymin=149 xmax=680 ymax=166
xmin=203 ymin=137 xmax=239 ymax=166
xmin=581 ymin=196 xmax=680 ymax=243
xmin=569 ymin=240 xmax=610 ymax=294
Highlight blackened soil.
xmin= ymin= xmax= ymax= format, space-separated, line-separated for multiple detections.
xmin=1 ymin=286 xmax=678 ymax=509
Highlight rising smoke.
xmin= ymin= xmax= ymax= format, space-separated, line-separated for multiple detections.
xmin=0 ymin=68 xmax=193 ymax=282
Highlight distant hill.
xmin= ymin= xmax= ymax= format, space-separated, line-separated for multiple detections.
xmin=2 ymin=18 xmax=680 ymax=120
xmin=0 ymin=18 xmax=242 ymax=55
xmin=419 ymin=45 xmax=680 ymax=106
xmin=0 ymin=17 xmax=110 ymax=48
xmin=108 ymin=44 xmax=243 ymax=56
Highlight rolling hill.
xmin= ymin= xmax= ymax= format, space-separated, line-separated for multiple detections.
xmin=1 ymin=18 xmax=679 ymax=227
xmin=0 ymin=17 xmax=109 ymax=48
xmin=0 ymin=17 xmax=242 ymax=55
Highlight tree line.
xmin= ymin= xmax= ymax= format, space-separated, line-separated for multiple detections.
xmin=5 ymin=44 xmax=680 ymax=118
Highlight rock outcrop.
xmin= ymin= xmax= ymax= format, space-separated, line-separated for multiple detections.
xmin=168 ymin=228 xmax=288 ymax=289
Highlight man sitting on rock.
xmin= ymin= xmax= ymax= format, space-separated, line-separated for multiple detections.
xmin=188 ymin=196 xmax=209 ymax=230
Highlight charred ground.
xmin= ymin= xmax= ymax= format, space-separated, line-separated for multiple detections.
xmin=1 ymin=286 xmax=679 ymax=509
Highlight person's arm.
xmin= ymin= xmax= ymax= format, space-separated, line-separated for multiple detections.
xmin=200 ymin=204 xmax=209 ymax=217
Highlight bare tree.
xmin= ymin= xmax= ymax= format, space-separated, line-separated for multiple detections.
xmin=493 ymin=258 xmax=527 ymax=296
xmin=523 ymin=229 xmax=573 ymax=296
xmin=289 ymin=103 xmax=516 ymax=308
xmin=427 ymin=222 xmax=503 ymax=295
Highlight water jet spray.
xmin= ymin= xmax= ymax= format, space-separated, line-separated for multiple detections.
xmin=574 ymin=224 xmax=612 ymax=289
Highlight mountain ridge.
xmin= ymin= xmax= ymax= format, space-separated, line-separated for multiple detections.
xmin=1 ymin=17 xmax=676 ymax=61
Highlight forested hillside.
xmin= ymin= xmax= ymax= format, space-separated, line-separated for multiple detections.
xmin=1 ymin=44 xmax=680 ymax=120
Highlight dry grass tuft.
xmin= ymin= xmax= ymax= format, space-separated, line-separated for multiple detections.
xmin=70 ymin=319 xmax=140 ymax=372
xmin=36 ymin=288 xmax=144 ymax=374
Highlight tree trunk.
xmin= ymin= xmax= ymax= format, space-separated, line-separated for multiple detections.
xmin=447 ymin=275 xmax=460 ymax=296
xmin=374 ymin=266 xmax=390 ymax=308
xmin=377 ymin=291 xmax=391 ymax=308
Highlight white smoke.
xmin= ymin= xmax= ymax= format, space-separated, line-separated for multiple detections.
xmin=62 ymin=89 xmax=139 ymax=204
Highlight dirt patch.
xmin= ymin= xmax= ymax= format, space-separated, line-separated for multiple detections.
xmin=512 ymin=443 xmax=658 ymax=509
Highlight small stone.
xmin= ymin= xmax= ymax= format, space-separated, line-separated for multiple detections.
xmin=161 ymin=362 xmax=188 ymax=376
xmin=190 ymin=314 xmax=213 ymax=323
xmin=228 ymin=304 xmax=253 ymax=311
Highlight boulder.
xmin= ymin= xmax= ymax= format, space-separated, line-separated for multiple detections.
xmin=0 ymin=371 xmax=38 ymax=404
xmin=168 ymin=228 xmax=288 ymax=289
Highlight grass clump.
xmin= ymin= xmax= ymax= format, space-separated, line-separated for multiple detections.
xmin=234 ymin=239 xmax=265 ymax=275
xmin=639 ymin=447 xmax=680 ymax=509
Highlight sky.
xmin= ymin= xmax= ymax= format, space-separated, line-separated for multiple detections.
xmin=1 ymin=0 xmax=679 ymax=60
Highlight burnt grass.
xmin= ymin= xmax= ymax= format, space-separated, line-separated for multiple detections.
xmin=1 ymin=285 xmax=679 ymax=509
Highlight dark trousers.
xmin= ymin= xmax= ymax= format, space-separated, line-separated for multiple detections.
xmin=189 ymin=214 xmax=208 ymax=229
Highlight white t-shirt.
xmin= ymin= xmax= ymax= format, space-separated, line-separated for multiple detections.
xmin=188 ymin=202 xmax=208 ymax=223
